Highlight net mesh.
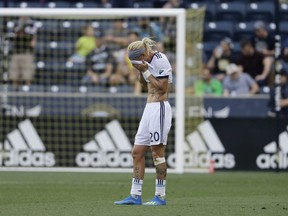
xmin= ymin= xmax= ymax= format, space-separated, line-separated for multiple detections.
xmin=0 ymin=9 xmax=205 ymax=171
xmin=184 ymin=8 xmax=205 ymax=170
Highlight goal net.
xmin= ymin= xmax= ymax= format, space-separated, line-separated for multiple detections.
xmin=0 ymin=8 xmax=205 ymax=173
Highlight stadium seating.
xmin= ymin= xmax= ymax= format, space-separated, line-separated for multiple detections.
xmin=245 ymin=2 xmax=275 ymax=22
xmin=279 ymin=21 xmax=288 ymax=42
xmin=204 ymin=21 xmax=234 ymax=42
xmin=279 ymin=3 xmax=288 ymax=22
xmin=232 ymin=41 xmax=241 ymax=57
xmin=36 ymin=20 xmax=60 ymax=40
xmin=202 ymin=41 xmax=218 ymax=58
xmin=215 ymin=2 xmax=246 ymax=22
xmin=112 ymin=85 xmax=134 ymax=93
xmin=1 ymin=0 xmax=282 ymax=94
xmin=45 ymin=1 xmax=71 ymax=8
xmin=35 ymin=60 xmax=78 ymax=86
xmin=233 ymin=21 xmax=276 ymax=43
xmin=189 ymin=2 xmax=216 ymax=22
xmin=7 ymin=1 xmax=42 ymax=8
xmin=133 ymin=1 xmax=153 ymax=8
xmin=73 ymin=1 xmax=100 ymax=8
xmin=233 ymin=22 xmax=255 ymax=42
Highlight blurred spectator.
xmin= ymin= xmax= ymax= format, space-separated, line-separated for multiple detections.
xmin=280 ymin=37 xmax=288 ymax=73
xmin=161 ymin=16 xmax=176 ymax=53
xmin=69 ymin=24 xmax=97 ymax=63
xmin=99 ymin=0 xmax=112 ymax=8
xmin=194 ymin=67 xmax=223 ymax=96
xmin=223 ymin=63 xmax=259 ymax=96
xmin=252 ymin=21 xmax=275 ymax=56
xmin=267 ymin=69 xmax=288 ymax=117
xmin=112 ymin=31 xmax=140 ymax=91
xmin=207 ymin=37 xmax=237 ymax=81
xmin=133 ymin=17 xmax=163 ymax=43
xmin=82 ymin=40 xmax=117 ymax=86
xmin=104 ymin=18 xmax=130 ymax=52
xmin=9 ymin=16 xmax=37 ymax=87
xmin=162 ymin=0 xmax=186 ymax=8
xmin=237 ymin=40 xmax=273 ymax=87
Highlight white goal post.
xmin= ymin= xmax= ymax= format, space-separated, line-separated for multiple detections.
xmin=0 ymin=8 xmax=187 ymax=173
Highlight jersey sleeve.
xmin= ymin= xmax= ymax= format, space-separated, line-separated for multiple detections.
xmin=150 ymin=54 xmax=173 ymax=83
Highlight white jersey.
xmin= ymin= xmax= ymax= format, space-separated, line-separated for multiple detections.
xmin=145 ymin=52 xmax=173 ymax=84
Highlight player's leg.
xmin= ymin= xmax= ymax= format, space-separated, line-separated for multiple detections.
xmin=114 ymin=105 xmax=150 ymax=205
xmin=151 ymin=144 xmax=167 ymax=194
xmin=129 ymin=144 xmax=149 ymax=200
xmin=114 ymin=145 xmax=149 ymax=205
xmin=142 ymin=144 xmax=167 ymax=206
xmin=21 ymin=53 xmax=35 ymax=86
xmin=9 ymin=54 xmax=21 ymax=88
xmin=132 ymin=144 xmax=149 ymax=181
xmin=143 ymin=101 xmax=172 ymax=206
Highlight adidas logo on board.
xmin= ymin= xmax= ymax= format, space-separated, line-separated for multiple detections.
xmin=0 ymin=119 xmax=55 ymax=167
xmin=75 ymin=120 xmax=133 ymax=167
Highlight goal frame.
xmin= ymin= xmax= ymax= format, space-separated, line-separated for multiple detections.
xmin=0 ymin=8 xmax=186 ymax=174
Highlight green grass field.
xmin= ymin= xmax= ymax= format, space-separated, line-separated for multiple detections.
xmin=0 ymin=171 xmax=287 ymax=216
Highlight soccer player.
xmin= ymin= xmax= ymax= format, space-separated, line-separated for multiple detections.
xmin=114 ymin=38 xmax=173 ymax=206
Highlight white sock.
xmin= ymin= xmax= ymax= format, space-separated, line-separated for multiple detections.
xmin=155 ymin=179 xmax=166 ymax=197
xmin=130 ymin=178 xmax=143 ymax=196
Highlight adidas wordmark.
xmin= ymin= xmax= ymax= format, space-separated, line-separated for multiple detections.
xmin=75 ymin=120 xmax=133 ymax=167
xmin=0 ymin=119 xmax=55 ymax=167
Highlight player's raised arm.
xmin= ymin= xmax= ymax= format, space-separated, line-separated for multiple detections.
xmin=127 ymin=37 xmax=172 ymax=102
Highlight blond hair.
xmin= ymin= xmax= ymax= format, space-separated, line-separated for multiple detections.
xmin=127 ymin=37 xmax=156 ymax=55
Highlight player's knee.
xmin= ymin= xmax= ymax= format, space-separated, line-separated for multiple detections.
xmin=153 ymin=157 xmax=166 ymax=166
xmin=131 ymin=147 xmax=144 ymax=161
xmin=151 ymin=150 xmax=165 ymax=166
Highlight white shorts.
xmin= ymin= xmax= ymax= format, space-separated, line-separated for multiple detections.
xmin=135 ymin=101 xmax=172 ymax=146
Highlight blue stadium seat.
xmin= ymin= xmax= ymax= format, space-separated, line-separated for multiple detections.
xmin=6 ymin=1 xmax=36 ymax=7
xmin=113 ymin=85 xmax=134 ymax=93
xmin=61 ymin=20 xmax=87 ymax=30
xmin=246 ymin=2 xmax=275 ymax=22
xmin=189 ymin=2 xmax=216 ymax=22
xmin=59 ymin=20 xmax=87 ymax=37
xmin=19 ymin=84 xmax=46 ymax=92
xmin=202 ymin=41 xmax=218 ymax=58
xmin=233 ymin=22 xmax=255 ymax=42
xmin=45 ymin=1 xmax=71 ymax=8
xmin=36 ymin=20 xmax=59 ymax=38
xmin=204 ymin=21 xmax=234 ymax=42
xmin=35 ymin=61 xmax=68 ymax=85
xmin=232 ymin=42 xmax=241 ymax=57
xmin=49 ymin=85 xmax=75 ymax=93
xmin=279 ymin=21 xmax=288 ymax=42
xmin=133 ymin=2 xmax=153 ymax=8
xmin=73 ymin=1 xmax=100 ymax=8
xmin=83 ymin=86 xmax=108 ymax=93
xmin=233 ymin=21 xmax=275 ymax=42
xmin=65 ymin=62 xmax=86 ymax=86
xmin=216 ymin=2 xmax=246 ymax=22
xmin=279 ymin=3 xmax=288 ymax=22
xmin=35 ymin=41 xmax=73 ymax=60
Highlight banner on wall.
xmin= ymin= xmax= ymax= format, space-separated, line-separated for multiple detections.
xmin=2 ymin=95 xmax=270 ymax=118
xmin=0 ymin=117 xmax=287 ymax=170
